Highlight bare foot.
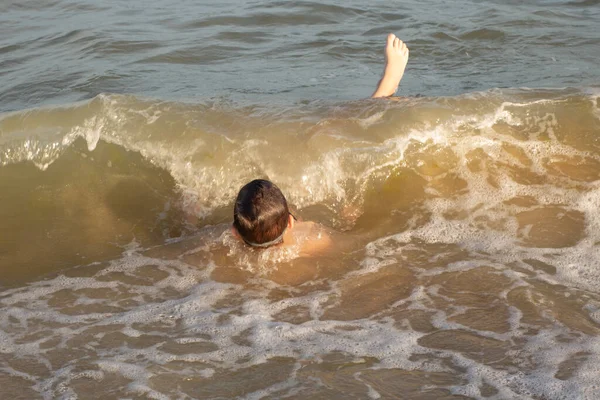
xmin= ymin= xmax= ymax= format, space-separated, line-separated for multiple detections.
xmin=372 ymin=33 xmax=409 ymax=98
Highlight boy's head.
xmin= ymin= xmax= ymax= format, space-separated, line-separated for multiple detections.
xmin=233 ymin=179 xmax=293 ymax=248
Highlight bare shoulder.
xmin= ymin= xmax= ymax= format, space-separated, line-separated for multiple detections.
xmin=295 ymin=221 xmax=333 ymax=256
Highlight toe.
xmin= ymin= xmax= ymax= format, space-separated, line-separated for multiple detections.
xmin=387 ymin=33 xmax=396 ymax=46
xmin=394 ymin=37 xmax=400 ymax=49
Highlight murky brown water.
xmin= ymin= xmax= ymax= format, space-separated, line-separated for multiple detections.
xmin=1 ymin=0 xmax=600 ymax=399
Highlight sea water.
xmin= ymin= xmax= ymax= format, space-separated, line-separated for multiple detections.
xmin=1 ymin=1 xmax=600 ymax=399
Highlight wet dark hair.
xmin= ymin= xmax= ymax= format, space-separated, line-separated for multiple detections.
xmin=233 ymin=179 xmax=290 ymax=247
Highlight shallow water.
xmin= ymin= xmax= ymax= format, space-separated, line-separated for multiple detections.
xmin=2 ymin=0 xmax=600 ymax=399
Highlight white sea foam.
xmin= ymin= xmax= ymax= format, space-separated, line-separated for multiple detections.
xmin=0 ymin=237 xmax=597 ymax=399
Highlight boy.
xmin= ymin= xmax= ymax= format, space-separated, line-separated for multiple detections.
xmin=232 ymin=179 xmax=331 ymax=255
xmin=232 ymin=34 xmax=410 ymax=252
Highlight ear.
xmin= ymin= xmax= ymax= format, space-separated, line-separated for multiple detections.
xmin=231 ymin=225 xmax=241 ymax=238
xmin=288 ymin=214 xmax=295 ymax=230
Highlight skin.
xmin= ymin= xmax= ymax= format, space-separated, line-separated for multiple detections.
xmin=371 ymin=33 xmax=410 ymax=98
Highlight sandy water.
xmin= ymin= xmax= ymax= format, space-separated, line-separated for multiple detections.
xmin=2 ymin=1 xmax=600 ymax=399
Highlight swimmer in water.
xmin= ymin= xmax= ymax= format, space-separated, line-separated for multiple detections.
xmin=232 ymin=34 xmax=409 ymax=252
xmin=232 ymin=179 xmax=331 ymax=255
